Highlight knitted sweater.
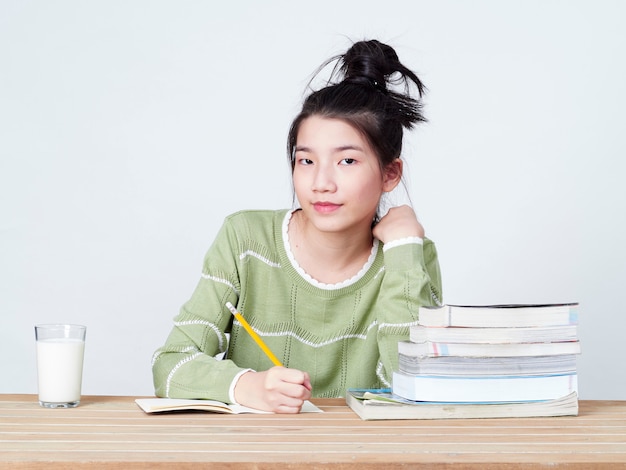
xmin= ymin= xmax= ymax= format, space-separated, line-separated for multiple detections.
xmin=152 ymin=209 xmax=442 ymax=403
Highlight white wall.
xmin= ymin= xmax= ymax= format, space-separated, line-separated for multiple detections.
xmin=1 ymin=0 xmax=624 ymax=399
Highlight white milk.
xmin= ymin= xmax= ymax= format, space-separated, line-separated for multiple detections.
xmin=36 ymin=338 xmax=85 ymax=404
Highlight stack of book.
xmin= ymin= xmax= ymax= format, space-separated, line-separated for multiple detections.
xmin=393 ymin=303 xmax=580 ymax=403
xmin=347 ymin=303 xmax=581 ymax=420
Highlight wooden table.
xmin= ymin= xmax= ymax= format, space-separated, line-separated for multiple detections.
xmin=1 ymin=395 xmax=625 ymax=469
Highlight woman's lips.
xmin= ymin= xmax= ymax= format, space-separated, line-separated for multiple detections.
xmin=313 ymin=202 xmax=341 ymax=213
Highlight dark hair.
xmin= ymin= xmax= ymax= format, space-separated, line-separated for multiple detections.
xmin=287 ymin=39 xmax=426 ymax=171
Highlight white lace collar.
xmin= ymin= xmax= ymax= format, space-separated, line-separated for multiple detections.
xmin=282 ymin=210 xmax=379 ymax=290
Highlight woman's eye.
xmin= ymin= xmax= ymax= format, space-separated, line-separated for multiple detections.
xmin=340 ymin=158 xmax=357 ymax=165
xmin=298 ymin=158 xmax=314 ymax=165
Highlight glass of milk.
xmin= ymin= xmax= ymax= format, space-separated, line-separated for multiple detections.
xmin=35 ymin=324 xmax=86 ymax=408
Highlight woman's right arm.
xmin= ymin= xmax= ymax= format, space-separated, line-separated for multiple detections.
xmin=151 ymin=219 xmax=246 ymax=404
xmin=151 ymin=215 xmax=312 ymax=411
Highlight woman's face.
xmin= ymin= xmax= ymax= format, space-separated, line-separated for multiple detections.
xmin=292 ymin=116 xmax=399 ymax=236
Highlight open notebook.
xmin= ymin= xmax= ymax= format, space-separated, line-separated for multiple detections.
xmin=135 ymin=397 xmax=322 ymax=414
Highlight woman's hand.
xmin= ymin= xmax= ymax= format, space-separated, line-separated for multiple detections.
xmin=233 ymin=367 xmax=312 ymax=413
xmin=373 ymin=205 xmax=425 ymax=243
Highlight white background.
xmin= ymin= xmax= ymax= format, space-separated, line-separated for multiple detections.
xmin=1 ymin=1 xmax=624 ymax=399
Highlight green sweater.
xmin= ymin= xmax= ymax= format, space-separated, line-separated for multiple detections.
xmin=152 ymin=209 xmax=442 ymax=403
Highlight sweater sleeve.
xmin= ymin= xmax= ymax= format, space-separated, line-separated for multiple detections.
xmin=375 ymin=238 xmax=443 ymax=386
xmin=151 ymin=217 xmax=248 ymax=403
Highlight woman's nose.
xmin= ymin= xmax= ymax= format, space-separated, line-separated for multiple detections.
xmin=312 ymin=165 xmax=337 ymax=192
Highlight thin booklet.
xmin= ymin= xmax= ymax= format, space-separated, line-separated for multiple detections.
xmin=346 ymin=388 xmax=579 ymax=421
xmin=135 ymin=398 xmax=322 ymax=415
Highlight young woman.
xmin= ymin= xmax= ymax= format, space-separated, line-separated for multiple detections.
xmin=152 ymin=39 xmax=443 ymax=413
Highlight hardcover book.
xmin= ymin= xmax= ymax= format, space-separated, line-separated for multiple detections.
xmin=392 ymin=371 xmax=578 ymax=403
xmin=418 ymin=303 xmax=578 ymax=328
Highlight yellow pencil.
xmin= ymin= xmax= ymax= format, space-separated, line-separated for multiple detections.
xmin=226 ymin=302 xmax=284 ymax=367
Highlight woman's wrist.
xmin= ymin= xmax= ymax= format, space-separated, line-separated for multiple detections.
xmin=230 ymin=369 xmax=254 ymax=404
xmin=382 ymin=236 xmax=423 ymax=252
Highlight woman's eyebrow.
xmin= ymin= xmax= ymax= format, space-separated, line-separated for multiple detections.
xmin=335 ymin=144 xmax=364 ymax=152
xmin=294 ymin=144 xmax=364 ymax=153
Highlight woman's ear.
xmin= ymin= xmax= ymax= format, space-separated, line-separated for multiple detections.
xmin=382 ymin=158 xmax=403 ymax=192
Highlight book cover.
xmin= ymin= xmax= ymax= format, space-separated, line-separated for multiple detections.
xmin=346 ymin=388 xmax=579 ymax=420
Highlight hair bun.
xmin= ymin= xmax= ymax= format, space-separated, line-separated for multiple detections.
xmin=340 ymin=40 xmax=424 ymax=97
xmin=342 ymin=40 xmax=397 ymax=91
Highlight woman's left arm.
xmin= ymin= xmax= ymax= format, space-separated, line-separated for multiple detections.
xmin=373 ymin=206 xmax=443 ymax=386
